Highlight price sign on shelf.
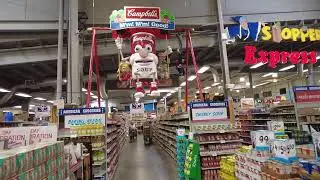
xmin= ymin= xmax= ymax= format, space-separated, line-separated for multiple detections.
xmin=272 ymin=139 xmax=296 ymax=162
xmin=177 ymin=128 xmax=185 ymax=136
xmin=268 ymin=121 xmax=285 ymax=133
xmin=251 ymin=130 xmax=274 ymax=149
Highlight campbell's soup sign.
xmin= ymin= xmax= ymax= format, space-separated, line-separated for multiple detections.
xmin=125 ymin=6 xmax=160 ymax=21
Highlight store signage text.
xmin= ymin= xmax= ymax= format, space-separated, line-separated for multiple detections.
xmin=244 ymin=45 xmax=317 ymax=68
xmin=272 ymin=139 xmax=297 ymax=162
xmin=109 ymin=6 xmax=175 ymax=30
xmin=251 ymin=130 xmax=274 ymax=150
xmin=59 ymin=107 xmax=105 ymax=116
xmin=262 ymin=26 xmax=320 ymax=42
xmin=191 ymin=107 xmax=228 ymax=122
xmin=64 ymin=114 xmax=105 ymax=128
xmin=293 ymin=86 xmax=320 ymax=103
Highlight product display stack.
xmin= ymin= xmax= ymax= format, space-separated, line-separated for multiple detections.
xmin=184 ymin=140 xmax=201 ymax=180
xmin=176 ymin=132 xmax=188 ymax=180
xmin=0 ymin=141 xmax=65 ymax=180
xmin=220 ymin=156 xmax=236 ymax=180
xmin=189 ymin=101 xmax=242 ymax=179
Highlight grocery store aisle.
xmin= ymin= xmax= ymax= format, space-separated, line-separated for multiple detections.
xmin=115 ymin=135 xmax=177 ymax=180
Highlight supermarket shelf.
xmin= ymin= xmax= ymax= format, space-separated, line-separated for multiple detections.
xmin=242 ymin=141 xmax=252 ymax=144
xmin=200 ymin=149 xmax=237 ymax=156
xmin=107 ymin=142 xmax=118 ymax=154
xmin=202 ymin=167 xmax=220 ymax=170
xmin=159 ymin=126 xmax=176 ymax=133
xmin=240 ymin=135 xmax=251 ymax=138
xmin=160 ymin=122 xmax=190 ymax=127
xmin=237 ymin=119 xmax=271 ymax=121
xmin=251 ymin=112 xmax=270 ymax=115
xmin=156 ymin=136 xmax=176 ymax=154
xmin=93 ymin=159 xmax=106 ymax=166
xmin=300 ymin=121 xmax=320 ymax=125
xmin=107 ymin=128 xmax=118 ymax=134
xmin=271 ymin=113 xmax=296 ymax=115
xmin=195 ymin=129 xmax=241 ymax=134
xmin=283 ymin=121 xmax=297 ymax=124
xmin=0 ymin=121 xmax=29 ymax=123
xmin=241 ymin=125 xmax=267 ymax=127
xmin=199 ymin=139 xmax=242 ymax=144
xmin=92 ymin=145 xmax=106 ymax=151
xmin=154 ymin=137 xmax=176 ymax=160
xmin=157 ymin=134 xmax=176 ymax=148
xmin=271 ymin=104 xmax=294 ymax=108
xmin=94 ymin=170 xmax=107 ymax=178
xmin=70 ymin=159 xmax=83 ymax=172
xmin=158 ymin=130 xmax=176 ymax=140
xmin=58 ymin=133 xmax=105 ymax=138
xmin=107 ymin=134 xmax=117 ymax=143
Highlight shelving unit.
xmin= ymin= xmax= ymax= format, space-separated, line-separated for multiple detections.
xmin=153 ymin=113 xmax=190 ymax=162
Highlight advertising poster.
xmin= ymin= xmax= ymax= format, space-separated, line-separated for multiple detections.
xmin=59 ymin=108 xmax=106 ymax=128
xmin=293 ymin=86 xmax=320 ymax=103
xmin=29 ymin=125 xmax=58 ymax=145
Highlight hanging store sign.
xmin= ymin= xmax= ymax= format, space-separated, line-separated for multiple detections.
xmin=0 ymin=126 xmax=57 ymax=149
xmin=190 ymin=101 xmax=228 ymax=122
xmin=244 ymin=45 xmax=317 ymax=68
xmin=59 ymin=108 xmax=105 ymax=116
xmin=109 ymin=6 xmax=175 ymax=30
xmin=262 ymin=26 xmax=320 ymax=42
xmin=130 ymin=103 xmax=145 ymax=119
xmin=293 ymin=86 xmax=320 ymax=103
xmin=59 ymin=108 xmax=106 ymax=128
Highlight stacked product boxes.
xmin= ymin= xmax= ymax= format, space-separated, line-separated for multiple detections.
xmin=0 ymin=141 xmax=65 ymax=180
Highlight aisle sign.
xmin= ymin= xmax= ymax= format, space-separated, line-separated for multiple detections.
xmin=130 ymin=103 xmax=145 ymax=119
xmin=251 ymin=130 xmax=274 ymax=150
xmin=293 ymin=86 xmax=320 ymax=103
xmin=60 ymin=108 xmax=106 ymax=128
xmin=240 ymin=98 xmax=254 ymax=109
xmin=272 ymin=139 xmax=297 ymax=163
xmin=35 ymin=105 xmax=50 ymax=118
xmin=268 ymin=121 xmax=285 ymax=134
xmin=190 ymin=101 xmax=228 ymax=122
xmin=29 ymin=126 xmax=58 ymax=145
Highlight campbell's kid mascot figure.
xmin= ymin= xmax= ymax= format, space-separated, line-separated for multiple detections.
xmin=129 ymin=32 xmax=159 ymax=98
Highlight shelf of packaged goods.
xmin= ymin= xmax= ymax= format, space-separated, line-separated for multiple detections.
xmin=107 ymin=142 xmax=118 ymax=154
xmin=270 ymin=104 xmax=294 ymax=108
xmin=300 ymin=121 xmax=320 ymax=125
xmin=107 ymin=134 xmax=118 ymax=143
xmin=270 ymin=113 xmax=296 ymax=115
xmin=108 ymin=160 xmax=119 ymax=180
xmin=58 ymin=133 xmax=105 ymax=138
xmin=157 ymin=134 xmax=176 ymax=148
xmin=106 ymin=121 xmax=119 ymax=125
xmin=92 ymin=145 xmax=106 ymax=151
xmin=154 ymin=138 xmax=176 ymax=160
xmin=236 ymin=167 xmax=261 ymax=180
xmin=70 ymin=159 xmax=83 ymax=172
xmin=242 ymin=141 xmax=252 ymax=144
xmin=158 ymin=130 xmax=176 ymax=140
xmin=160 ymin=122 xmax=190 ymax=127
xmin=200 ymin=149 xmax=237 ymax=157
xmin=169 ymin=113 xmax=189 ymax=120
xmin=106 ymin=128 xmax=118 ymax=134
xmin=198 ymin=139 xmax=242 ymax=145
xmin=93 ymin=159 xmax=106 ymax=166
xmin=158 ymin=126 xmax=176 ymax=133
xmin=93 ymin=170 xmax=107 ymax=178
xmin=251 ymin=112 xmax=270 ymax=115
xmin=241 ymin=125 xmax=267 ymax=127
xmin=156 ymin=136 xmax=176 ymax=153
xmin=195 ymin=129 xmax=241 ymax=134
xmin=237 ymin=119 xmax=271 ymax=121
xmin=240 ymin=135 xmax=251 ymax=138
xmin=283 ymin=121 xmax=297 ymax=124
xmin=201 ymin=167 xmax=220 ymax=170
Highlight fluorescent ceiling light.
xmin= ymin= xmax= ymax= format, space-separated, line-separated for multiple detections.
xmin=212 ymin=82 xmax=220 ymax=86
xmin=167 ymin=93 xmax=172 ymax=97
xmin=214 ymin=93 xmax=219 ymax=96
xmin=15 ymin=93 xmax=32 ymax=98
xmin=272 ymin=79 xmax=278 ymax=83
xmin=198 ymin=65 xmax=210 ymax=73
xmin=262 ymin=73 xmax=278 ymax=78
xmin=239 ymin=77 xmax=245 ymax=82
xmin=92 ymin=95 xmax=98 ymax=99
xmin=47 ymin=100 xmax=54 ymax=103
xmin=255 ymin=82 xmax=270 ymax=87
xmin=188 ymin=75 xmax=196 ymax=81
xmin=174 ymin=87 xmax=179 ymax=91
xmin=63 ymin=79 xmax=67 ymax=83
xmin=180 ymin=82 xmax=186 ymax=87
xmin=246 ymin=82 xmax=250 ymax=86
xmin=170 ymin=90 xmax=176 ymax=93
xmin=317 ymin=56 xmax=320 ymax=60
xmin=85 ymin=92 xmax=94 ymax=96
xmin=29 ymin=112 xmax=35 ymax=115
xmin=250 ymin=62 xmax=266 ymax=69
xmin=34 ymin=97 xmax=46 ymax=101
xmin=203 ymin=86 xmax=211 ymax=90
xmin=0 ymin=88 xmax=11 ymax=93
xmin=303 ymin=69 xmax=308 ymax=72
xmin=14 ymin=106 xmax=22 ymax=108
xmin=279 ymin=65 xmax=295 ymax=71
xmin=29 ymin=104 xmax=35 ymax=107
xmin=236 ymin=90 xmax=240 ymax=93
xmin=82 ymin=88 xmax=87 ymax=92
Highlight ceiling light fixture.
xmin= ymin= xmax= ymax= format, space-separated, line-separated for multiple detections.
xmin=34 ymin=97 xmax=46 ymax=101
xmin=279 ymin=65 xmax=295 ymax=71
xmin=15 ymin=93 xmax=32 ymax=98
xmin=246 ymin=82 xmax=250 ymax=86
xmin=255 ymin=82 xmax=270 ymax=87
xmin=167 ymin=93 xmax=172 ymax=97
xmin=92 ymin=95 xmax=98 ymax=99
xmin=14 ymin=106 xmax=22 ymax=109
xmin=212 ymin=82 xmax=220 ymax=86
xmin=82 ymin=88 xmax=87 ymax=92
xmin=180 ymin=82 xmax=186 ymax=87
xmin=214 ymin=93 xmax=220 ymax=96
xmin=203 ymin=86 xmax=211 ymax=90
xmin=47 ymin=100 xmax=54 ymax=103
xmin=272 ymin=79 xmax=278 ymax=83
xmin=197 ymin=65 xmax=210 ymax=73
xmin=303 ymin=69 xmax=308 ymax=72
xmin=239 ymin=77 xmax=245 ymax=82
xmin=236 ymin=90 xmax=240 ymax=93
xmin=0 ymin=88 xmax=11 ymax=93
xmin=262 ymin=73 xmax=278 ymax=78
xmin=317 ymin=56 xmax=320 ymax=60
xmin=250 ymin=62 xmax=266 ymax=69
xmin=188 ymin=75 xmax=196 ymax=81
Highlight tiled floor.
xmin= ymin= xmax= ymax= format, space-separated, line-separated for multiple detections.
xmin=114 ymin=135 xmax=177 ymax=180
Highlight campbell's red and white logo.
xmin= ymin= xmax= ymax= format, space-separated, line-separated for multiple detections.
xmin=125 ymin=6 xmax=160 ymax=20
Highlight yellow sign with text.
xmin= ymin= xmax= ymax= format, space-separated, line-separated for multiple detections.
xmin=262 ymin=26 xmax=320 ymax=42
